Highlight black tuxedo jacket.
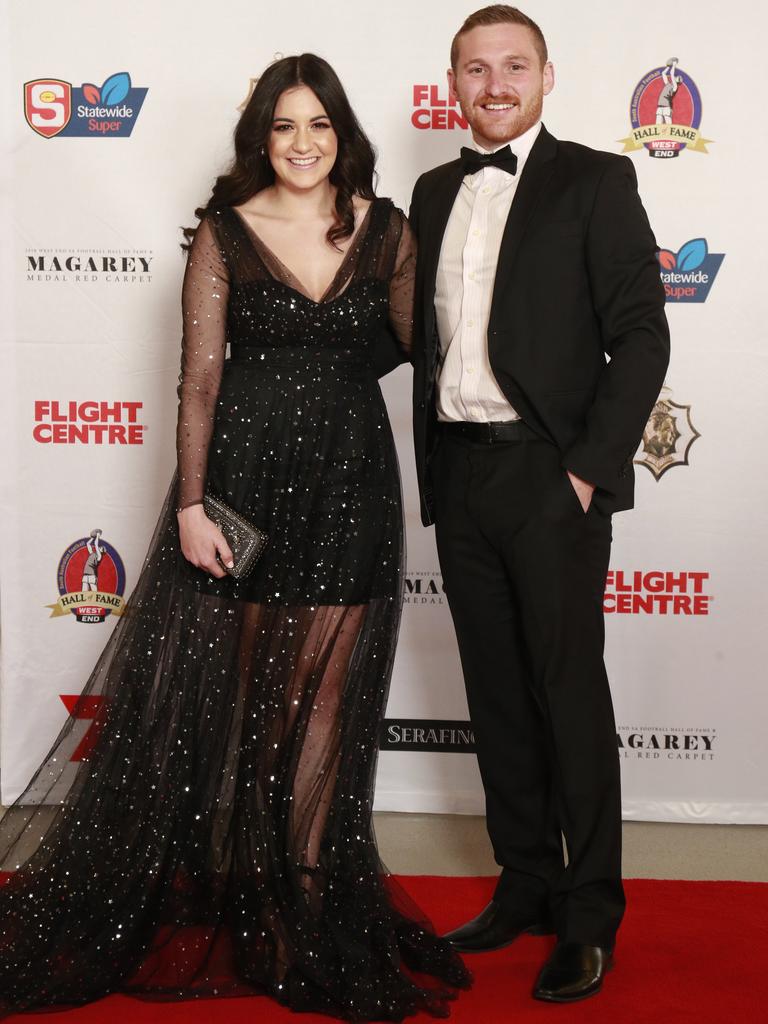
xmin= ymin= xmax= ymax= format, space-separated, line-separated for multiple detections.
xmin=409 ymin=125 xmax=670 ymax=526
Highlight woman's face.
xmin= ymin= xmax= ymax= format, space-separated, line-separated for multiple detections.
xmin=267 ymin=85 xmax=338 ymax=191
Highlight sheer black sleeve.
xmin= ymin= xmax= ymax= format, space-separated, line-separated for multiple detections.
xmin=387 ymin=211 xmax=416 ymax=357
xmin=175 ymin=216 xmax=229 ymax=511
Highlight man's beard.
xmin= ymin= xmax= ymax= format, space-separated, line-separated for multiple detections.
xmin=462 ymin=91 xmax=543 ymax=143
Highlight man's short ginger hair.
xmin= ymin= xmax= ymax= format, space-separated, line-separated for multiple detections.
xmin=450 ymin=5 xmax=548 ymax=69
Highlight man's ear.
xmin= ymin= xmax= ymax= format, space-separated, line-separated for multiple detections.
xmin=542 ymin=61 xmax=555 ymax=97
xmin=447 ymin=67 xmax=458 ymax=104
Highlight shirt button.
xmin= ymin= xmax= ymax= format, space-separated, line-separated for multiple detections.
xmin=468 ymin=271 xmax=476 ymax=280
xmin=466 ymin=367 xmax=475 ymax=374
xmin=472 ymin=229 xmax=480 ymax=237
xmin=467 ymin=319 xmax=474 ymax=327
xmin=482 ymin=187 xmax=490 ymax=195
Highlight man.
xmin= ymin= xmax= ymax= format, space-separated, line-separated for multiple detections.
xmin=408 ymin=5 xmax=669 ymax=1003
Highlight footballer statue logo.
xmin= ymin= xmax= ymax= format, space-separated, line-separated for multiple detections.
xmin=635 ymin=387 xmax=701 ymax=480
xmin=620 ymin=58 xmax=712 ymax=159
xmin=48 ymin=529 xmax=127 ymax=623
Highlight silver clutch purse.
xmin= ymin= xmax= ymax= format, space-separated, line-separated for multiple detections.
xmin=202 ymin=493 xmax=269 ymax=580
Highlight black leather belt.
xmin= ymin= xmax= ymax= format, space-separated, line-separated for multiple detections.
xmin=439 ymin=420 xmax=539 ymax=444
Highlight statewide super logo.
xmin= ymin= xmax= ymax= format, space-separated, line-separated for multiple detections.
xmin=24 ymin=72 xmax=147 ymax=138
xmin=657 ymin=238 xmax=724 ymax=302
xmin=619 ymin=58 xmax=711 ymax=159
xmin=48 ymin=530 xmax=127 ymax=623
xmin=635 ymin=386 xmax=700 ymax=480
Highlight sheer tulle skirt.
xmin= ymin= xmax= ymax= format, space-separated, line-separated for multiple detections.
xmin=0 ymin=359 xmax=470 ymax=1019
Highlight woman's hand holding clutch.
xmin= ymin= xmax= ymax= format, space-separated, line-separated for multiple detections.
xmin=177 ymin=504 xmax=234 ymax=578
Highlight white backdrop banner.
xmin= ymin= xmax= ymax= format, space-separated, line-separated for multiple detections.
xmin=2 ymin=0 xmax=767 ymax=823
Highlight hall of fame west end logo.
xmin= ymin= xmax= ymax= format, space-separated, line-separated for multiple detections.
xmin=634 ymin=386 xmax=701 ymax=480
xmin=619 ymin=59 xmax=712 ymax=159
xmin=47 ymin=529 xmax=127 ymax=623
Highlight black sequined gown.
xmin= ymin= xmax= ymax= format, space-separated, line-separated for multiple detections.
xmin=0 ymin=199 xmax=470 ymax=1020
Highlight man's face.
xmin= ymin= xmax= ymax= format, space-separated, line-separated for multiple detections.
xmin=448 ymin=24 xmax=554 ymax=149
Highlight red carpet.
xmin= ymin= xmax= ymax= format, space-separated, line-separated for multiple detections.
xmin=7 ymin=876 xmax=766 ymax=1023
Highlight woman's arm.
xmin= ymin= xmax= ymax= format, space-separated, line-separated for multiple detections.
xmin=386 ymin=211 xmax=417 ymax=360
xmin=175 ymin=217 xmax=233 ymax=576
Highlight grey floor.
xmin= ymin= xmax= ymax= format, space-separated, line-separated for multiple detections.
xmin=374 ymin=813 xmax=768 ymax=882
xmin=3 ymin=805 xmax=766 ymax=882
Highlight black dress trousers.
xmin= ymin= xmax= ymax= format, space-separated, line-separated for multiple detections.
xmin=432 ymin=430 xmax=624 ymax=949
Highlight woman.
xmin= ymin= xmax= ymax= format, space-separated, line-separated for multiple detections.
xmin=0 ymin=55 xmax=470 ymax=1020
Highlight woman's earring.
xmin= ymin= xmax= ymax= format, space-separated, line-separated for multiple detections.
xmin=260 ymin=146 xmax=265 ymax=157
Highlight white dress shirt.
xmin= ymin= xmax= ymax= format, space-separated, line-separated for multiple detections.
xmin=435 ymin=121 xmax=542 ymax=422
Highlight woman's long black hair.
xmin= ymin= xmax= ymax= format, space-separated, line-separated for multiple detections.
xmin=184 ymin=54 xmax=376 ymax=250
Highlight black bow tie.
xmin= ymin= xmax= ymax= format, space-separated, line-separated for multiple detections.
xmin=460 ymin=145 xmax=518 ymax=176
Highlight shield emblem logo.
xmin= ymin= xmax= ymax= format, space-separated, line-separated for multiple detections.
xmin=634 ymin=386 xmax=701 ymax=480
xmin=24 ymin=79 xmax=72 ymax=138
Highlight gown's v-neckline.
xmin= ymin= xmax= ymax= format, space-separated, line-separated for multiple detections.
xmin=230 ymin=201 xmax=375 ymax=305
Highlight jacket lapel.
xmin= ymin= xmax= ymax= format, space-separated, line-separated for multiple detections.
xmin=489 ymin=124 xmax=558 ymax=324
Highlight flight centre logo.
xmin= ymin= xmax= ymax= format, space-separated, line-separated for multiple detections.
xmin=635 ymin=386 xmax=700 ymax=481
xmin=657 ymin=238 xmax=724 ymax=303
xmin=24 ymin=72 xmax=147 ymax=138
xmin=33 ymin=401 xmax=146 ymax=445
xmin=619 ymin=59 xmax=711 ymax=159
xmin=411 ymin=85 xmax=468 ymax=130
xmin=48 ymin=529 xmax=127 ymax=623
xmin=604 ymin=570 xmax=712 ymax=616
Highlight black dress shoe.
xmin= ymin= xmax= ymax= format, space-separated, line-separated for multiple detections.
xmin=443 ymin=900 xmax=554 ymax=953
xmin=533 ymin=942 xmax=613 ymax=1002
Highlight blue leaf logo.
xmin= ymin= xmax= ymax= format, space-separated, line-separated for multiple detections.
xmin=100 ymin=72 xmax=131 ymax=106
xmin=677 ymin=238 xmax=708 ymax=272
